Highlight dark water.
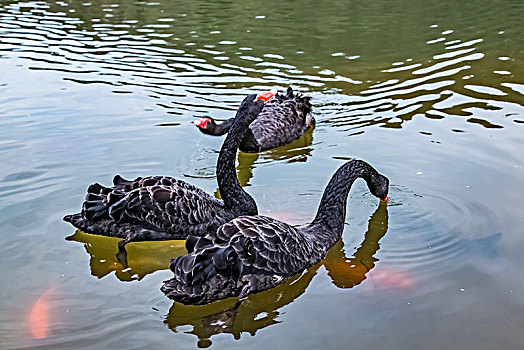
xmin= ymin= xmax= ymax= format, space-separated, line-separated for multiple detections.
xmin=1 ymin=0 xmax=523 ymax=348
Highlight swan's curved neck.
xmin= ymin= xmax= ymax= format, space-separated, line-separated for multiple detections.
xmin=207 ymin=117 xmax=235 ymax=136
xmin=211 ymin=118 xmax=234 ymax=136
xmin=216 ymin=106 xmax=257 ymax=214
xmin=309 ymin=160 xmax=378 ymax=241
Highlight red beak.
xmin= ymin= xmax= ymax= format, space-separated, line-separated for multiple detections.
xmin=255 ymin=89 xmax=277 ymax=103
xmin=194 ymin=117 xmax=210 ymax=128
xmin=382 ymin=196 xmax=389 ymax=201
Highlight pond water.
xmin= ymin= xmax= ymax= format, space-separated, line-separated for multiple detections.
xmin=1 ymin=0 xmax=524 ymax=348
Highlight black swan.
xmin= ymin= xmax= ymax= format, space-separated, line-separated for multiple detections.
xmin=161 ymin=159 xmax=389 ymax=305
xmin=194 ymin=87 xmax=314 ymax=153
xmin=63 ymin=91 xmax=275 ymax=250
xmin=164 ymin=204 xmax=389 ymax=346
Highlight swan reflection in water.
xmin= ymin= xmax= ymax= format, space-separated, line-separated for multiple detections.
xmin=164 ymin=201 xmax=389 ymax=348
xmin=65 ymin=231 xmax=187 ymax=281
xmin=256 ymin=125 xmax=315 ymax=163
xmin=219 ymin=125 xmax=315 ymax=191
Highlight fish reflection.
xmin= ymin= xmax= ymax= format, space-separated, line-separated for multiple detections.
xmin=66 ymin=230 xmax=186 ymax=281
xmin=29 ymin=286 xmax=55 ymax=339
xmin=164 ymin=201 xmax=388 ymax=347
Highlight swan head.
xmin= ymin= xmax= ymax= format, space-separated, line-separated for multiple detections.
xmin=238 ymin=89 xmax=276 ymax=122
xmin=194 ymin=90 xmax=276 ymax=134
xmin=194 ymin=117 xmax=211 ymax=129
xmin=194 ymin=117 xmax=217 ymax=135
xmin=368 ymin=173 xmax=389 ymax=201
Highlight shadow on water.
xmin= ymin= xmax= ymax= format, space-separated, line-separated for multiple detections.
xmin=164 ymin=201 xmax=388 ymax=348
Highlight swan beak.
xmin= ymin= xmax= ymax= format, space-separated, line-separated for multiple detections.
xmin=381 ymin=196 xmax=389 ymax=201
xmin=255 ymin=89 xmax=277 ymax=103
xmin=194 ymin=117 xmax=210 ymax=128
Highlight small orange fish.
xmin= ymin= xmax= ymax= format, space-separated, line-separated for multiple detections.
xmin=29 ymin=286 xmax=54 ymax=339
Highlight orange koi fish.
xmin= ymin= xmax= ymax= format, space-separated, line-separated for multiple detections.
xmin=29 ymin=286 xmax=55 ymax=339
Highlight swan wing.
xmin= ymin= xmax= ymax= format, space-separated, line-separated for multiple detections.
xmin=100 ymin=175 xmax=227 ymax=234
xmin=249 ymin=89 xmax=313 ymax=149
xmin=213 ymin=215 xmax=313 ymax=275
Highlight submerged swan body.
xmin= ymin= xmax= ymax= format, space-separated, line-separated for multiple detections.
xmin=195 ymin=87 xmax=313 ymax=153
xmin=161 ymin=159 xmax=389 ymax=305
xmin=63 ymin=92 xmax=275 ymax=247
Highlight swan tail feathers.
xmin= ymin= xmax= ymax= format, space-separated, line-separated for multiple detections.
xmin=169 ymin=244 xmax=243 ymax=286
xmin=113 ymin=174 xmax=132 ymax=186
xmin=81 ymin=183 xmax=109 ymax=220
xmin=285 ymin=86 xmax=294 ymax=98
xmin=81 ymin=182 xmax=127 ymax=221
xmin=162 ymin=247 xmax=244 ymax=305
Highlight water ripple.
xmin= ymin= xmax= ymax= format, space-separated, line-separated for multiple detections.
xmin=2 ymin=3 xmax=522 ymax=135
xmin=383 ymin=186 xmax=501 ymax=272
xmin=325 ymin=33 xmax=522 ymax=132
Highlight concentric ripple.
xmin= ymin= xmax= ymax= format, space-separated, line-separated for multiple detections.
xmin=381 ymin=185 xmax=502 ymax=273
